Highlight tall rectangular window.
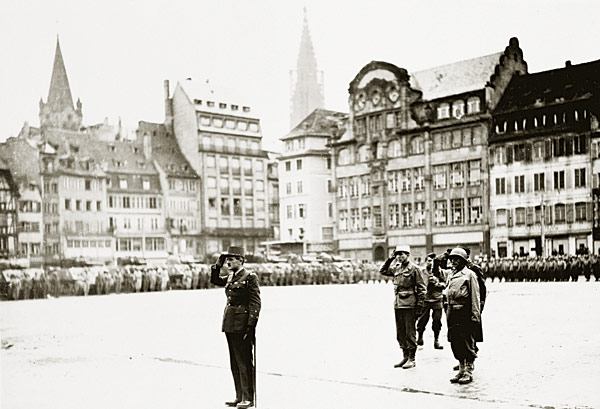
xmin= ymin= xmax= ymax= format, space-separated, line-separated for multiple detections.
xmin=534 ymin=173 xmax=545 ymax=192
xmin=450 ymin=163 xmax=464 ymax=187
xmin=468 ymin=197 xmax=482 ymax=224
xmin=514 ymin=175 xmax=525 ymax=193
xmin=400 ymin=170 xmax=411 ymax=192
xmin=298 ymin=203 xmax=306 ymax=218
xmin=468 ymin=160 xmax=480 ymax=186
xmin=413 ymin=167 xmax=424 ymax=191
xmin=339 ymin=210 xmax=348 ymax=232
xmin=389 ymin=204 xmax=400 ymax=228
xmin=451 ymin=199 xmax=464 ymax=225
xmin=415 ymin=202 xmax=425 ymax=226
xmin=575 ymin=168 xmax=586 ymax=188
xmin=433 ymin=165 xmax=447 ymax=189
xmin=350 ymin=208 xmax=359 ymax=230
xmin=495 ymin=178 xmax=506 ymax=195
xmin=388 ymin=171 xmax=399 ymax=193
xmin=373 ymin=206 xmax=382 ymax=228
xmin=296 ymin=159 xmax=302 ymax=170
xmin=434 ymin=200 xmax=447 ymax=226
xmin=402 ymin=203 xmax=412 ymax=227
xmin=554 ymin=171 xmax=565 ymax=190
xmin=362 ymin=207 xmax=371 ymax=230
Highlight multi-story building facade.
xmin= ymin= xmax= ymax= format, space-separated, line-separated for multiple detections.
xmin=170 ymin=79 xmax=272 ymax=258
xmin=266 ymin=153 xmax=280 ymax=244
xmin=0 ymin=137 xmax=43 ymax=265
xmin=280 ymin=109 xmax=346 ymax=254
xmin=0 ymin=159 xmax=19 ymax=258
xmin=331 ymin=38 xmax=527 ymax=262
xmin=490 ymin=59 xmax=600 ymax=257
xmin=139 ymin=121 xmax=202 ymax=259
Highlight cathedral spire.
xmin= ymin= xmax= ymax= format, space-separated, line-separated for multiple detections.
xmin=47 ymin=36 xmax=75 ymax=111
xmin=39 ymin=36 xmax=83 ymax=131
xmin=290 ymin=8 xmax=324 ymax=130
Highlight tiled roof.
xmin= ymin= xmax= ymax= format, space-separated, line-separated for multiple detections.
xmin=494 ymin=59 xmax=600 ymax=114
xmin=138 ymin=121 xmax=199 ymax=178
xmin=410 ymin=52 xmax=503 ymax=101
xmin=283 ymin=109 xmax=347 ymax=140
xmin=0 ymin=137 xmax=41 ymax=186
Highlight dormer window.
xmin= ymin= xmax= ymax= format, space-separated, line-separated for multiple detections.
xmin=207 ymin=101 xmax=215 ymax=107
xmin=437 ymin=103 xmax=450 ymax=119
xmin=194 ymin=99 xmax=202 ymax=104
xmin=243 ymin=106 xmax=250 ymax=112
xmin=452 ymin=101 xmax=465 ymax=119
xmin=232 ymin=105 xmax=239 ymax=110
xmin=467 ymin=97 xmax=480 ymax=114
xmin=219 ymin=103 xmax=227 ymax=109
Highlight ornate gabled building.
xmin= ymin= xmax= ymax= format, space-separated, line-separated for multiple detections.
xmin=279 ymin=108 xmax=347 ymax=254
xmin=289 ymin=8 xmax=324 ymax=130
xmin=332 ymin=38 xmax=527 ymax=262
xmin=39 ymin=37 xmax=83 ymax=132
xmin=490 ymin=59 xmax=600 ymax=257
xmin=170 ymin=79 xmax=272 ymax=258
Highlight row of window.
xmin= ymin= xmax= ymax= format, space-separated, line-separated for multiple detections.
xmin=108 ymin=217 xmax=162 ymax=231
xmin=67 ymin=239 xmax=113 ymax=249
xmin=495 ymin=108 xmax=589 ymax=134
xmin=168 ymin=198 xmax=199 ymax=212
xmin=491 ymin=135 xmax=588 ymax=165
xmin=433 ymin=161 xmax=481 ymax=189
xmin=284 ymin=159 xmax=303 ymax=172
xmin=64 ymin=199 xmax=103 ymax=212
xmin=168 ymin=178 xmax=197 ymax=192
xmin=337 ymin=197 xmax=483 ymax=231
xmin=285 ymin=203 xmax=307 ymax=219
xmin=198 ymin=114 xmax=259 ymax=133
xmin=20 ymin=242 xmax=41 ymax=255
xmin=436 ymin=97 xmax=481 ymax=120
xmin=206 ymin=217 xmax=266 ymax=229
xmin=19 ymin=200 xmax=41 ymax=213
xmin=107 ymin=177 xmax=153 ymax=191
xmin=206 ymin=155 xmax=264 ymax=173
xmin=495 ymin=169 xmax=586 ymax=195
xmin=18 ymin=222 xmax=40 ymax=233
xmin=107 ymin=196 xmax=161 ymax=210
xmin=495 ymin=202 xmax=590 ymax=226
xmin=115 ymin=237 xmax=165 ymax=252
xmin=168 ymin=218 xmax=198 ymax=232
xmin=206 ymin=177 xmax=265 ymax=195
xmin=284 ymin=137 xmax=305 ymax=151
xmin=432 ymin=126 xmax=484 ymax=151
xmin=201 ymin=136 xmax=261 ymax=154
xmin=207 ymin=197 xmax=266 ymax=216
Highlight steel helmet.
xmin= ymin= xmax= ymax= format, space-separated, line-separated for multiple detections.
xmin=448 ymin=247 xmax=468 ymax=261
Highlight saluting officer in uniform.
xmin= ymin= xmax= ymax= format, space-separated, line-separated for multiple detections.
xmin=210 ymin=246 xmax=261 ymax=409
xmin=380 ymin=245 xmax=427 ymax=369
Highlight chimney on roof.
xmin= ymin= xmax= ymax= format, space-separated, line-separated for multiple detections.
xmin=164 ymin=80 xmax=173 ymax=127
xmin=142 ymin=132 xmax=152 ymax=160
xmin=565 ymin=60 xmax=572 ymax=67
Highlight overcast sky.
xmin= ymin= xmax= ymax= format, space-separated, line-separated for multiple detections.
xmin=1 ymin=0 xmax=599 ymax=152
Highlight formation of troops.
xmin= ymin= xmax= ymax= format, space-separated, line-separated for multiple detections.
xmin=2 ymin=254 xmax=599 ymax=301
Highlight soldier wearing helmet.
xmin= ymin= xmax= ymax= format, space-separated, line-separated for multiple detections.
xmin=379 ymin=244 xmax=427 ymax=369
xmin=446 ymin=247 xmax=481 ymax=385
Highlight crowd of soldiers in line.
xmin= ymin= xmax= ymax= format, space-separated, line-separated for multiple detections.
xmin=482 ymin=254 xmax=600 ymax=282
xmin=0 ymin=262 xmax=383 ymax=301
xmin=2 ymin=254 xmax=599 ymax=301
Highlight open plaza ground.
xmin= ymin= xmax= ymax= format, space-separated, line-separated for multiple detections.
xmin=1 ymin=279 xmax=599 ymax=409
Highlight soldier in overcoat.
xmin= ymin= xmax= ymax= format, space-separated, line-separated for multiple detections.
xmin=210 ymin=246 xmax=261 ymax=409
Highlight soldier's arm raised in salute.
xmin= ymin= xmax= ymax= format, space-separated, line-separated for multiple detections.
xmin=210 ymin=255 xmax=228 ymax=287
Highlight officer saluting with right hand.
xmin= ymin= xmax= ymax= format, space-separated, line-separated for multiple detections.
xmin=210 ymin=246 xmax=261 ymax=409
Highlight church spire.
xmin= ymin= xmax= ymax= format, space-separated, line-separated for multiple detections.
xmin=39 ymin=36 xmax=83 ymax=131
xmin=47 ymin=36 xmax=75 ymax=111
xmin=290 ymin=7 xmax=324 ymax=130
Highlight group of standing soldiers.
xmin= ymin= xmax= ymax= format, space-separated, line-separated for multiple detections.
xmin=483 ymin=255 xmax=600 ymax=282
xmin=380 ymin=245 xmax=485 ymax=385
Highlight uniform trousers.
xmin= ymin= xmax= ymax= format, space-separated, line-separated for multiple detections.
xmin=225 ymin=332 xmax=255 ymax=401
xmin=417 ymin=301 xmax=443 ymax=334
xmin=446 ymin=306 xmax=477 ymax=361
xmin=394 ymin=308 xmax=417 ymax=350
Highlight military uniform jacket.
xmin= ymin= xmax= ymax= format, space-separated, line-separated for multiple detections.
xmin=380 ymin=259 xmax=426 ymax=309
xmin=210 ymin=266 xmax=261 ymax=333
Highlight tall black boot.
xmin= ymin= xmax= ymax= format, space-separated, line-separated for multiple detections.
xmin=394 ymin=348 xmax=409 ymax=368
xmin=433 ymin=331 xmax=443 ymax=349
xmin=417 ymin=331 xmax=424 ymax=346
xmin=402 ymin=349 xmax=416 ymax=369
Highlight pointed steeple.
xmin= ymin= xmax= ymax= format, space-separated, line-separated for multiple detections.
xmin=47 ymin=36 xmax=75 ymax=111
xmin=39 ymin=36 xmax=83 ymax=131
xmin=290 ymin=8 xmax=324 ymax=130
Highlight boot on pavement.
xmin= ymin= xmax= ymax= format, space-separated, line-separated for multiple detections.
xmin=433 ymin=332 xmax=443 ymax=349
xmin=225 ymin=399 xmax=241 ymax=407
xmin=450 ymin=360 xmax=464 ymax=383
xmin=402 ymin=349 xmax=416 ymax=369
xmin=458 ymin=360 xmax=474 ymax=384
xmin=236 ymin=400 xmax=254 ymax=408
xmin=417 ymin=331 xmax=424 ymax=346
xmin=394 ymin=348 xmax=408 ymax=368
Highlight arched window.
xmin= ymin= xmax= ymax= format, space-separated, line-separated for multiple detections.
xmin=411 ymin=136 xmax=424 ymax=155
xmin=467 ymin=97 xmax=481 ymax=114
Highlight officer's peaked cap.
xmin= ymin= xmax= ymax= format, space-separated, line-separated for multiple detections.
xmin=221 ymin=246 xmax=245 ymax=259
xmin=448 ymin=247 xmax=468 ymax=261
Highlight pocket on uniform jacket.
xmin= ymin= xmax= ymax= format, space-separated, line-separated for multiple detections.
xmin=397 ymin=290 xmax=413 ymax=298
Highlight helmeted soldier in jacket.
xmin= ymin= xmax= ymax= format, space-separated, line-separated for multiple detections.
xmin=446 ymin=247 xmax=481 ymax=385
xmin=417 ymin=252 xmax=446 ymax=350
xmin=210 ymin=246 xmax=261 ymax=409
xmin=380 ymin=244 xmax=426 ymax=369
